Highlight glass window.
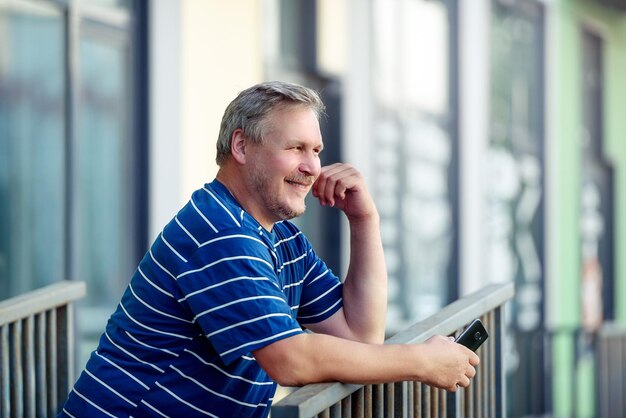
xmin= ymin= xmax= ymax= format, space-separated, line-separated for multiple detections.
xmin=371 ymin=0 xmax=458 ymax=329
xmin=581 ymin=30 xmax=614 ymax=325
xmin=80 ymin=0 xmax=132 ymax=12
xmin=0 ymin=0 xmax=146 ymax=367
xmin=264 ymin=0 xmax=344 ymax=274
xmin=0 ymin=1 xmax=65 ymax=298
xmin=75 ymin=26 xmax=141 ymax=353
xmin=488 ymin=1 xmax=546 ymax=415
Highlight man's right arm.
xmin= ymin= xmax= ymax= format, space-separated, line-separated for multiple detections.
xmin=252 ymin=332 xmax=479 ymax=392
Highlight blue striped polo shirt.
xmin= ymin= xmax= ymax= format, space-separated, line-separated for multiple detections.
xmin=59 ymin=179 xmax=343 ymax=418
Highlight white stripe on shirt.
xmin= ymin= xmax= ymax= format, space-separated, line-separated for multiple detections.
xmin=306 ymin=269 xmax=330 ymax=287
xmin=140 ymin=400 xmax=172 ymax=418
xmin=177 ymin=255 xmax=274 ymax=280
xmin=95 ymin=351 xmax=150 ymax=390
xmin=155 ymin=381 xmax=220 ymax=417
xmin=277 ymin=251 xmax=307 ymax=273
xmin=183 ymin=349 xmax=274 ymax=386
xmin=221 ymin=328 xmax=303 ymax=358
xmin=205 ymin=313 xmax=293 ymax=338
xmin=85 ymin=369 xmax=138 ymax=407
xmin=129 ymin=283 xmax=192 ymax=323
xmin=177 ymin=276 xmax=277 ymax=302
xmin=198 ymin=233 xmax=269 ymax=250
xmin=175 ymin=216 xmax=201 ymax=246
xmin=193 ymin=295 xmax=287 ymax=321
xmin=300 ymin=282 xmax=341 ymax=309
xmin=190 ymin=197 xmax=219 ymax=233
xmin=298 ymin=298 xmax=342 ymax=320
xmin=125 ymin=331 xmax=179 ymax=357
xmin=160 ymin=232 xmax=188 ymax=262
xmin=104 ymin=331 xmax=166 ymax=373
xmin=149 ymin=249 xmax=177 ymax=279
xmin=71 ymin=388 xmax=117 ymax=418
xmin=119 ymin=302 xmax=193 ymax=340
xmin=138 ymin=265 xmax=175 ymax=298
xmin=204 ymin=187 xmax=241 ymax=227
xmin=170 ymin=365 xmax=269 ymax=408
xmin=273 ymin=231 xmax=303 ymax=247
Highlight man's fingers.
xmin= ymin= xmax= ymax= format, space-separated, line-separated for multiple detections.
xmin=314 ymin=164 xmax=357 ymax=207
xmin=458 ymin=375 xmax=471 ymax=388
xmin=469 ymin=352 xmax=480 ymax=366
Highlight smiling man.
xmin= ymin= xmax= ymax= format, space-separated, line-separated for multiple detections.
xmin=59 ymin=81 xmax=479 ymax=418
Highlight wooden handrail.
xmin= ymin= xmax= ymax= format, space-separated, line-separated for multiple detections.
xmin=271 ymin=282 xmax=514 ymax=418
xmin=0 ymin=282 xmax=86 ymax=326
xmin=596 ymin=322 xmax=626 ymax=418
xmin=0 ymin=281 xmax=86 ymax=418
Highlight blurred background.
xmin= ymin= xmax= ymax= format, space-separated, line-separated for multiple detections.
xmin=1 ymin=0 xmax=625 ymax=416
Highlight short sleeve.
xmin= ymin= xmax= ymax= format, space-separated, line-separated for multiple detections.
xmin=176 ymin=231 xmax=303 ymax=365
xmin=296 ymin=247 xmax=343 ymax=325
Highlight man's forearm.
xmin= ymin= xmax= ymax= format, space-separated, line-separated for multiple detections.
xmin=257 ymin=332 xmax=416 ymax=387
xmin=254 ymin=332 xmax=479 ymax=391
xmin=342 ymin=212 xmax=388 ymax=343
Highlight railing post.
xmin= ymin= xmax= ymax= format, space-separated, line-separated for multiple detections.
xmin=446 ymin=390 xmax=458 ymax=418
xmin=1 ymin=325 xmax=10 ymax=417
xmin=271 ymin=283 xmax=515 ymax=418
xmin=0 ymin=281 xmax=86 ymax=418
xmin=596 ymin=323 xmax=626 ymax=418
xmin=494 ymin=304 xmax=506 ymax=417
xmin=56 ymin=304 xmax=74 ymax=409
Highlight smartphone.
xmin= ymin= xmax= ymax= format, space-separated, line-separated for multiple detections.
xmin=455 ymin=319 xmax=488 ymax=351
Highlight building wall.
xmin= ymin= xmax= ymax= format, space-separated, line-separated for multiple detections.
xmin=149 ymin=0 xmax=263 ymax=238
xmin=549 ymin=1 xmax=626 ymax=415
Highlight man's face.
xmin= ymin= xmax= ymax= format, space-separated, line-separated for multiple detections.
xmin=244 ymin=106 xmax=323 ymax=225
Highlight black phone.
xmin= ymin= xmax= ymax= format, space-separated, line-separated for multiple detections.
xmin=455 ymin=319 xmax=488 ymax=351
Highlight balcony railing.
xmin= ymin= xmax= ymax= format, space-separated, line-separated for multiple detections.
xmin=0 ymin=281 xmax=86 ymax=418
xmin=596 ymin=322 xmax=626 ymax=418
xmin=271 ymin=282 xmax=514 ymax=418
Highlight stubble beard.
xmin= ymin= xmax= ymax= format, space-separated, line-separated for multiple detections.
xmin=250 ymin=170 xmax=307 ymax=221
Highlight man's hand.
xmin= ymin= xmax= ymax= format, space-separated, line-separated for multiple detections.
xmin=416 ymin=335 xmax=480 ymax=392
xmin=311 ymin=163 xmax=377 ymax=221
xmin=254 ymin=332 xmax=481 ymax=390
xmin=307 ymin=163 xmax=387 ymax=344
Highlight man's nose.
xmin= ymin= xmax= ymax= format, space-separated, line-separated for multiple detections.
xmin=299 ymin=152 xmax=321 ymax=177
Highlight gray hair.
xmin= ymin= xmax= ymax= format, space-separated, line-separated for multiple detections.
xmin=215 ymin=81 xmax=326 ymax=166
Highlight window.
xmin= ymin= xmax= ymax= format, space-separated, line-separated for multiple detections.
xmin=580 ymin=29 xmax=614 ymax=325
xmin=370 ymin=0 xmax=460 ymax=328
xmin=0 ymin=0 xmax=66 ymax=299
xmin=0 ymin=0 xmax=147 ymax=365
xmin=488 ymin=0 xmax=546 ymax=414
xmin=263 ymin=0 xmax=344 ymax=275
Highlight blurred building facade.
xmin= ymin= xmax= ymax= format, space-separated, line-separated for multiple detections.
xmin=1 ymin=0 xmax=626 ymax=416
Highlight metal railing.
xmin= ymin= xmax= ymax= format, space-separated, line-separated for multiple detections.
xmin=596 ymin=322 xmax=626 ymax=418
xmin=0 ymin=281 xmax=86 ymax=418
xmin=271 ymin=282 xmax=514 ymax=418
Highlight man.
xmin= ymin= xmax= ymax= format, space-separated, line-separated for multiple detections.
xmin=59 ymin=81 xmax=479 ymax=418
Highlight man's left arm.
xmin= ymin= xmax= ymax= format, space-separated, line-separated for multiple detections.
xmin=308 ymin=163 xmax=387 ymax=344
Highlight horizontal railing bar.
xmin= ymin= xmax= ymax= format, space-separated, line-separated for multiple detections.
xmin=272 ymin=383 xmax=363 ymax=418
xmin=597 ymin=322 xmax=626 ymax=337
xmin=273 ymin=282 xmax=514 ymax=417
xmin=385 ymin=283 xmax=514 ymax=345
xmin=0 ymin=282 xmax=86 ymax=326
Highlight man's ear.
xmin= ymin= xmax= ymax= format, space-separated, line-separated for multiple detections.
xmin=230 ymin=129 xmax=247 ymax=164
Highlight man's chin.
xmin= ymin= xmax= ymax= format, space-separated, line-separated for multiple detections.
xmin=277 ymin=204 xmax=306 ymax=220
